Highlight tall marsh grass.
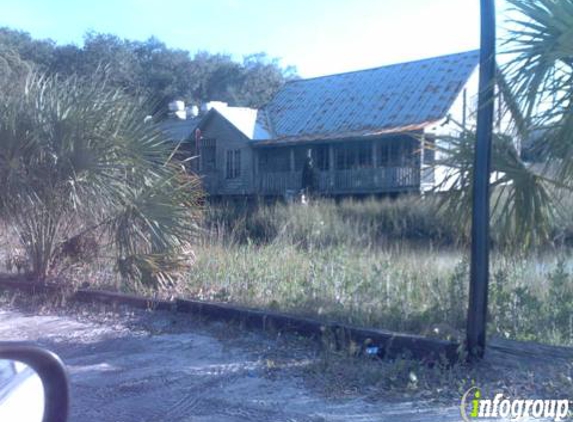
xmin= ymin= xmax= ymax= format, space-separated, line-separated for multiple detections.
xmin=203 ymin=195 xmax=460 ymax=248
xmin=185 ymin=196 xmax=573 ymax=345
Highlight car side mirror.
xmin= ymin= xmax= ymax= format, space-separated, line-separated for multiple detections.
xmin=0 ymin=343 xmax=69 ymax=422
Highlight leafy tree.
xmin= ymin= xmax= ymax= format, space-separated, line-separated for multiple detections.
xmin=0 ymin=27 xmax=55 ymax=71
xmin=132 ymin=38 xmax=201 ymax=114
xmin=50 ymin=44 xmax=84 ymax=76
xmin=0 ymin=48 xmax=32 ymax=94
xmin=80 ymin=32 xmax=144 ymax=96
xmin=0 ymin=27 xmax=295 ymax=111
xmin=239 ymin=53 xmax=297 ymax=108
xmin=183 ymin=51 xmax=239 ymax=104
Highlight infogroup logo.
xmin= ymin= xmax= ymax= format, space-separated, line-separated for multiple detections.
xmin=460 ymin=387 xmax=570 ymax=421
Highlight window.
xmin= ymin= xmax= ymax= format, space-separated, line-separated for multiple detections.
xmin=258 ymin=149 xmax=290 ymax=172
xmin=294 ymin=147 xmax=309 ymax=171
xmin=226 ymin=149 xmax=241 ymax=179
xmin=378 ymin=138 xmax=420 ymax=167
xmin=389 ymin=143 xmax=400 ymax=165
xmin=335 ymin=143 xmax=372 ymax=170
xmin=401 ymin=138 xmax=419 ymax=166
xmin=314 ymin=145 xmax=329 ymax=171
xmin=357 ymin=144 xmax=372 ymax=167
xmin=234 ymin=150 xmax=241 ymax=178
xmin=378 ymin=143 xmax=389 ymax=166
xmin=293 ymin=146 xmax=330 ymax=172
xmin=423 ymin=139 xmax=435 ymax=165
xmin=378 ymin=141 xmax=402 ymax=167
xmin=200 ymin=138 xmax=216 ymax=172
xmin=335 ymin=147 xmax=352 ymax=170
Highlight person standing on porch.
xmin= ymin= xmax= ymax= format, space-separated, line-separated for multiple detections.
xmin=301 ymin=149 xmax=317 ymax=202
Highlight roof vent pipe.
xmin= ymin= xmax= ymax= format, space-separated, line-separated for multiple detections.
xmin=168 ymin=100 xmax=186 ymax=120
xmin=186 ymin=105 xmax=199 ymax=118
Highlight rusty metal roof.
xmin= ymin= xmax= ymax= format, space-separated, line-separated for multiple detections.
xmin=256 ymin=50 xmax=479 ymax=144
xmin=159 ymin=117 xmax=201 ymax=142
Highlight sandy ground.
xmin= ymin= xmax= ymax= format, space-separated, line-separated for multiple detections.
xmin=0 ymin=305 xmax=465 ymax=422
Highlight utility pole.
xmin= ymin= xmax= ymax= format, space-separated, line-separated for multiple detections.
xmin=466 ymin=0 xmax=496 ymax=360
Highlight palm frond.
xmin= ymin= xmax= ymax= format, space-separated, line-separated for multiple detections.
xmin=435 ymin=131 xmax=558 ymax=249
xmin=0 ymin=70 xmax=203 ymax=284
xmin=504 ymin=0 xmax=573 ymax=124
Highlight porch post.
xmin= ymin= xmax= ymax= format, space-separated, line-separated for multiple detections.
xmin=420 ymin=134 xmax=425 ymax=193
xmin=253 ymin=149 xmax=259 ymax=194
xmin=290 ymin=147 xmax=295 ymax=172
xmin=328 ymin=144 xmax=335 ymax=189
xmin=372 ymin=141 xmax=378 ymax=187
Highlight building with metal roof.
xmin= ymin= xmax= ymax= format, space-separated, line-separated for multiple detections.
xmin=161 ymin=50 xmax=483 ymax=197
xmin=256 ymin=50 xmax=480 ymax=144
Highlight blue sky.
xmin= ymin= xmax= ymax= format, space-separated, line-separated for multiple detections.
xmin=0 ymin=0 xmax=508 ymax=78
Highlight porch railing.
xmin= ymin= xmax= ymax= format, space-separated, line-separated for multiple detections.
xmin=258 ymin=167 xmax=420 ymax=195
xmin=258 ymin=170 xmax=303 ymax=195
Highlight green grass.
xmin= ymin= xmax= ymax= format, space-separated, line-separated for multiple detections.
xmin=185 ymin=241 xmax=573 ymax=345
xmin=204 ymin=195 xmax=460 ymax=248
xmin=180 ymin=196 xmax=573 ymax=346
xmin=4 ymin=195 xmax=573 ymax=346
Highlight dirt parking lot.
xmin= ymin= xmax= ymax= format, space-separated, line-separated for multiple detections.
xmin=0 ymin=304 xmax=464 ymax=422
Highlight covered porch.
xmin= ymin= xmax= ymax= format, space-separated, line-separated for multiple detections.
xmin=254 ymin=135 xmax=432 ymax=196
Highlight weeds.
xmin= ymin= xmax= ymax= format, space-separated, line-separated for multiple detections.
xmin=4 ymin=196 xmax=573 ymax=347
xmin=184 ymin=198 xmax=573 ymax=346
xmin=184 ymin=239 xmax=573 ymax=345
xmin=203 ymin=196 xmax=459 ymax=248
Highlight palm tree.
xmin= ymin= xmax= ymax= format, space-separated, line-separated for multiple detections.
xmin=439 ymin=0 xmax=571 ymax=250
xmin=0 ymin=64 xmax=202 ymax=288
xmin=504 ymin=0 xmax=573 ymax=125
xmin=439 ymin=0 xmax=573 ymax=357
xmin=506 ymin=0 xmax=573 ymax=243
xmin=503 ymin=0 xmax=573 ymax=189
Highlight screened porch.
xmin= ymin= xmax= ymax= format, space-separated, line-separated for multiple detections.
xmin=254 ymin=135 xmax=431 ymax=196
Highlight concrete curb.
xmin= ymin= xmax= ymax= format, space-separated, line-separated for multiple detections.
xmin=175 ymin=298 xmax=460 ymax=363
xmin=0 ymin=275 xmax=460 ymax=364
xmin=74 ymin=290 xmax=174 ymax=311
